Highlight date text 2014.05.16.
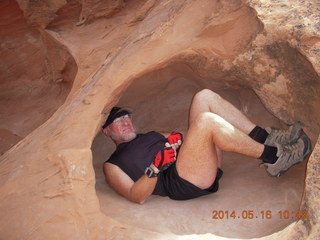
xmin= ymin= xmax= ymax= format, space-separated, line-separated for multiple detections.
xmin=212 ymin=210 xmax=308 ymax=220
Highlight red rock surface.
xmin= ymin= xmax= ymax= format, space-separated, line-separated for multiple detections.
xmin=0 ymin=0 xmax=319 ymax=239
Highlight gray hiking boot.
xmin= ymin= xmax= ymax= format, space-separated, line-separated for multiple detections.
xmin=264 ymin=121 xmax=302 ymax=147
xmin=264 ymin=134 xmax=312 ymax=177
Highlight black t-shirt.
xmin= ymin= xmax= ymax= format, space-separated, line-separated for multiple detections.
xmin=106 ymin=131 xmax=167 ymax=196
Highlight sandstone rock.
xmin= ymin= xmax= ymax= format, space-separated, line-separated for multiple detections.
xmin=15 ymin=0 xmax=66 ymax=27
xmin=0 ymin=0 xmax=319 ymax=239
xmin=78 ymin=0 xmax=125 ymax=25
xmin=0 ymin=0 xmax=76 ymax=139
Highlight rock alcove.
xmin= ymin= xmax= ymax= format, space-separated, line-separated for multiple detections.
xmin=91 ymin=63 xmax=306 ymax=238
xmin=0 ymin=0 xmax=319 ymax=239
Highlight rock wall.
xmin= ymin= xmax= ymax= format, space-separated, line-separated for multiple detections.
xmin=0 ymin=0 xmax=76 ymax=154
xmin=0 ymin=0 xmax=319 ymax=239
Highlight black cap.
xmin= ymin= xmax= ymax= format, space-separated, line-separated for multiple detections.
xmin=102 ymin=107 xmax=131 ymax=129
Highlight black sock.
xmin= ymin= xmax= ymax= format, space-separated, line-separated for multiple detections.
xmin=249 ymin=126 xmax=269 ymax=144
xmin=259 ymin=145 xmax=278 ymax=164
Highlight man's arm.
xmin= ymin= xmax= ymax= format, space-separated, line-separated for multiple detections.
xmin=103 ymin=162 xmax=159 ymax=204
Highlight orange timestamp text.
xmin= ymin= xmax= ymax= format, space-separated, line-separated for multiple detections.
xmin=212 ymin=210 xmax=308 ymax=220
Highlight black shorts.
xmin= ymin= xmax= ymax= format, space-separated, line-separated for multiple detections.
xmin=158 ymin=162 xmax=223 ymax=200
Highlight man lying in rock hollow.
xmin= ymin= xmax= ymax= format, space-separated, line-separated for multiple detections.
xmin=102 ymin=89 xmax=311 ymax=204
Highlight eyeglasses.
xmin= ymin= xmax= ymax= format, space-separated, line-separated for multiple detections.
xmin=113 ymin=114 xmax=132 ymax=125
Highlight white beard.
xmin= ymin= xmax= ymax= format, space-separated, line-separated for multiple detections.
xmin=108 ymin=128 xmax=137 ymax=143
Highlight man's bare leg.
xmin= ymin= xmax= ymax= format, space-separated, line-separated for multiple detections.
xmin=176 ymin=89 xmax=262 ymax=189
xmin=176 ymin=112 xmax=264 ymax=189
xmin=189 ymin=89 xmax=256 ymax=134
xmin=188 ymin=89 xmax=256 ymax=168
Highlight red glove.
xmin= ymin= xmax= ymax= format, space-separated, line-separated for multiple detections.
xmin=167 ymin=132 xmax=183 ymax=145
xmin=153 ymin=147 xmax=176 ymax=171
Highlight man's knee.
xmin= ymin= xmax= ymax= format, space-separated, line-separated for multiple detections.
xmin=194 ymin=89 xmax=221 ymax=103
xmin=193 ymin=112 xmax=220 ymax=129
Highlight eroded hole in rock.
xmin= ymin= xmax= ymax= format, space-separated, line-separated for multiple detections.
xmin=91 ymin=64 xmax=306 ymax=238
xmin=0 ymin=0 xmax=77 ymax=155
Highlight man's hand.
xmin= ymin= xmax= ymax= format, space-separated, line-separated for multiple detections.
xmin=167 ymin=132 xmax=183 ymax=144
xmin=153 ymin=147 xmax=176 ymax=171
xmin=167 ymin=132 xmax=183 ymax=151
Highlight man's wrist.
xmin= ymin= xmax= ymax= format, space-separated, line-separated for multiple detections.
xmin=150 ymin=163 xmax=160 ymax=174
xmin=145 ymin=164 xmax=159 ymax=178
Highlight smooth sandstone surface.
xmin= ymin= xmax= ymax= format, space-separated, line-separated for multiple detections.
xmin=0 ymin=0 xmax=319 ymax=239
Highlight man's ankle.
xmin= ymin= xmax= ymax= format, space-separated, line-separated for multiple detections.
xmin=259 ymin=145 xmax=278 ymax=164
xmin=249 ymin=126 xmax=269 ymax=144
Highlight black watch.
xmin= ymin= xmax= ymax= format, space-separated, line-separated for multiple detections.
xmin=144 ymin=166 xmax=158 ymax=178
